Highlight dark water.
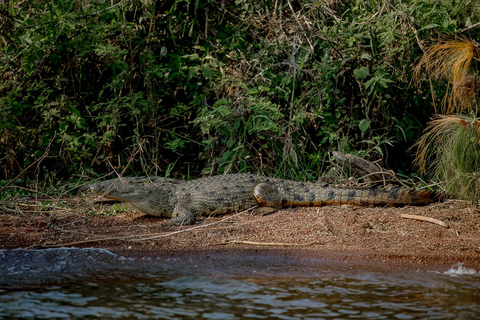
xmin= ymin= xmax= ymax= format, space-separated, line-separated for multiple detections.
xmin=1 ymin=249 xmax=479 ymax=319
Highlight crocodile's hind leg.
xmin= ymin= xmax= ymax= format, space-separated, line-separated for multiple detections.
xmin=168 ymin=206 xmax=196 ymax=225
xmin=253 ymin=183 xmax=283 ymax=216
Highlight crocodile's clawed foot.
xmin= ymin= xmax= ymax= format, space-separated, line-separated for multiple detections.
xmin=251 ymin=207 xmax=278 ymax=216
xmin=168 ymin=207 xmax=196 ymax=226
xmin=167 ymin=216 xmax=196 ymax=226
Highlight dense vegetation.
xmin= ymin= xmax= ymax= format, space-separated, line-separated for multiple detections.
xmin=0 ymin=0 xmax=479 ymax=188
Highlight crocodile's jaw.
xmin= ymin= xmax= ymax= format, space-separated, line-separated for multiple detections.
xmin=88 ymin=178 xmax=176 ymax=217
xmin=87 ymin=180 xmax=142 ymax=202
xmin=101 ymin=188 xmax=150 ymax=203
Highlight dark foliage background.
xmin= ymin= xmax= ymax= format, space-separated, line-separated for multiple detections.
xmin=0 ymin=0 xmax=478 ymax=187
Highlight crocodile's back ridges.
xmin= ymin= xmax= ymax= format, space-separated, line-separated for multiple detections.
xmin=84 ymin=173 xmax=439 ymax=224
xmin=173 ymin=173 xmax=262 ymax=216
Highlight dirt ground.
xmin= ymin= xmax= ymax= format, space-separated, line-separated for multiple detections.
xmin=1 ymin=196 xmax=480 ymax=271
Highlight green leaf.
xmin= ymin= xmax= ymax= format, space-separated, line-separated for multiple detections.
xmin=188 ymin=66 xmax=200 ymax=81
xmin=418 ymin=24 xmax=440 ymax=31
xmin=201 ymin=63 xmax=212 ymax=80
xmin=364 ymin=69 xmax=393 ymax=93
xmin=213 ymin=98 xmax=228 ymax=106
xmin=219 ymin=150 xmax=233 ymax=162
xmin=359 ymin=119 xmax=371 ymax=133
xmin=360 ymin=53 xmax=372 ymax=60
xmin=201 ymin=165 xmax=214 ymax=175
xmin=354 ymin=66 xmax=370 ymax=79
xmin=182 ymin=53 xmax=200 ymax=60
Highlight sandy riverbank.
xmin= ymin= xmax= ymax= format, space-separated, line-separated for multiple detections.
xmin=1 ymin=197 xmax=479 ymax=271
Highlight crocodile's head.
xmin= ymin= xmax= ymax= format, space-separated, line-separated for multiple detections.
xmin=82 ymin=177 xmax=176 ymax=217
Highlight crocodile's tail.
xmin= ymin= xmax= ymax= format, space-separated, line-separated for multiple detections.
xmin=307 ymin=185 xmax=441 ymax=207
xmin=255 ymin=182 xmax=442 ymax=208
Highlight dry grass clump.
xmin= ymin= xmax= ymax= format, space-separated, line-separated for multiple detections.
xmin=414 ymin=39 xmax=478 ymax=81
xmin=413 ymin=115 xmax=480 ymax=202
xmin=413 ymin=38 xmax=480 ymax=202
xmin=452 ymin=74 xmax=480 ymax=109
xmin=413 ymin=39 xmax=479 ymax=113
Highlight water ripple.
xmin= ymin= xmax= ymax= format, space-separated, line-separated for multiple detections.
xmin=1 ymin=248 xmax=479 ymax=319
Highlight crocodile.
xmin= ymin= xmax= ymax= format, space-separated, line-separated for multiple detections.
xmin=83 ymin=173 xmax=439 ymax=225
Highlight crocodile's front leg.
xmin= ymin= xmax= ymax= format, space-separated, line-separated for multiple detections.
xmin=168 ymin=205 xmax=196 ymax=225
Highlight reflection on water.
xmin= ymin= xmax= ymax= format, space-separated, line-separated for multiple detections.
xmin=0 ymin=249 xmax=479 ymax=319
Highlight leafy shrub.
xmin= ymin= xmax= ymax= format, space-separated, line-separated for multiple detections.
xmin=0 ymin=0 xmax=479 ymax=185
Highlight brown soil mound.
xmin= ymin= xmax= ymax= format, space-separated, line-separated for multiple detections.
xmin=1 ymin=196 xmax=479 ymax=270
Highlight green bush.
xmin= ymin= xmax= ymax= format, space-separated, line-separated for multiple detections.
xmin=0 ymin=0 xmax=478 ymax=185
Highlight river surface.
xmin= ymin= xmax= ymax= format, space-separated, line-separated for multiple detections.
xmin=0 ymin=248 xmax=479 ymax=319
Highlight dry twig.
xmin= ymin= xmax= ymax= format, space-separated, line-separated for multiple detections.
xmin=35 ymin=206 xmax=257 ymax=248
xmin=219 ymin=240 xmax=318 ymax=247
xmin=400 ymin=213 xmax=449 ymax=229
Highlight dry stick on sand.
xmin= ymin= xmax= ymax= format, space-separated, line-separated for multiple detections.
xmin=219 ymin=240 xmax=319 ymax=247
xmin=36 ymin=206 xmax=258 ymax=248
xmin=400 ymin=214 xmax=449 ymax=229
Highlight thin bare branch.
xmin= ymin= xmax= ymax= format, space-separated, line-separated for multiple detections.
xmin=218 ymin=240 xmax=319 ymax=247
xmin=401 ymin=213 xmax=449 ymax=228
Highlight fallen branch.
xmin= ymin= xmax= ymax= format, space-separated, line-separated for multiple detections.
xmin=460 ymin=21 xmax=480 ymax=33
xmin=25 ymin=233 xmax=140 ymax=249
xmin=400 ymin=213 xmax=449 ymax=229
xmin=332 ymin=151 xmax=391 ymax=183
xmin=219 ymin=240 xmax=319 ymax=247
xmin=33 ymin=206 xmax=257 ymax=248
xmin=133 ymin=206 xmax=257 ymax=241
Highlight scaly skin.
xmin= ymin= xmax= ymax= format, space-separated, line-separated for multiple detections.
xmin=84 ymin=173 xmax=439 ymax=225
